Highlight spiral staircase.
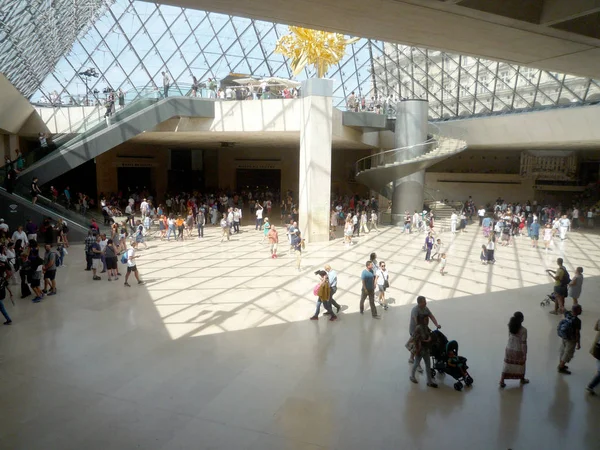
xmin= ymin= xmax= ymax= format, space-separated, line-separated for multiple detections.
xmin=355 ymin=123 xmax=468 ymax=197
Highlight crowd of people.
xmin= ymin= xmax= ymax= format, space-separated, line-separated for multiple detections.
xmin=2 ymin=183 xmax=600 ymax=395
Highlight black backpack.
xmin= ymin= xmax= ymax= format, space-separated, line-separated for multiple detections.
xmin=560 ymin=267 xmax=571 ymax=287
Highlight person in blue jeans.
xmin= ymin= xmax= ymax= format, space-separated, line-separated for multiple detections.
xmin=424 ymin=232 xmax=435 ymax=262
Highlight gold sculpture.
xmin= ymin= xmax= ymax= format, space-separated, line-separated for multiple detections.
xmin=275 ymin=26 xmax=359 ymax=78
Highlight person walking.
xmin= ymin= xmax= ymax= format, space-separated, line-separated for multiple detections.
xmin=450 ymin=211 xmax=458 ymax=234
xmin=529 ymin=219 xmax=540 ymax=248
xmin=370 ymin=210 xmax=379 ymax=232
xmin=0 ymin=260 xmax=13 ymax=324
xmin=233 ymin=208 xmax=240 ymax=234
xmin=104 ymin=239 xmax=119 ymax=281
xmin=84 ymin=231 xmax=95 ymax=271
xmin=360 ymin=211 xmax=369 ymax=234
xmin=196 ymin=210 xmax=205 ymax=238
xmin=310 ymin=270 xmax=337 ymax=321
xmin=90 ymin=235 xmax=103 ymax=280
xmin=124 ymin=241 xmax=143 ymax=287
xmin=424 ymin=232 xmax=435 ymax=262
xmin=409 ymin=315 xmax=438 ymax=388
xmin=359 ymin=260 xmax=379 ymax=318
xmin=291 ymin=230 xmax=302 ymax=271
xmin=557 ymin=304 xmax=582 ymax=374
xmin=262 ymin=218 xmax=270 ymax=242
xmin=220 ymin=214 xmax=230 ymax=242
xmin=408 ymin=296 xmax=441 ymax=366
xmin=568 ymin=267 xmax=584 ymax=307
xmin=375 ymin=261 xmax=389 ymax=310
xmin=267 ymin=225 xmax=279 ymax=258
xmin=42 ymin=244 xmax=57 ymax=295
xmin=586 ymin=318 xmax=600 ymax=395
xmin=324 ymin=264 xmax=341 ymax=314
xmin=499 ymin=312 xmax=529 ymax=388
xmin=30 ymin=177 xmax=42 ymax=206
xmin=255 ymin=203 xmax=264 ymax=230
xmin=486 ymin=235 xmax=496 ymax=264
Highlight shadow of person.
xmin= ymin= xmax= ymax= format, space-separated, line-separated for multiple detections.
xmin=387 ymin=297 xmax=396 ymax=305
xmin=547 ymin=375 xmax=572 ymax=439
xmin=403 ymin=385 xmax=429 ymax=444
xmin=497 ymin=388 xmax=524 ymax=449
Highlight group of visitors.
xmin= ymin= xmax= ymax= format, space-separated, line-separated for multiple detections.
xmin=0 ymin=217 xmax=71 ymax=324
xmin=346 ymin=91 xmax=401 ymax=115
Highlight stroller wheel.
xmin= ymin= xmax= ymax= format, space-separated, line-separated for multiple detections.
xmin=431 ymin=369 xmax=436 ymax=379
xmin=465 ymin=376 xmax=474 ymax=386
xmin=454 ymin=382 xmax=463 ymax=391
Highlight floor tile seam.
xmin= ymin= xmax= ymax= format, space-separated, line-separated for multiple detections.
xmin=143 ymin=228 xmax=399 ymax=328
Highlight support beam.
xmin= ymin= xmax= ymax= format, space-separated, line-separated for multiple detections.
xmin=298 ymin=78 xmax=333 ymax=243
xmin=540 ymin=0 xmax=600 ymax=25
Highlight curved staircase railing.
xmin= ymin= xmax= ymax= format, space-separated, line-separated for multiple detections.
xmin=355 ymin=123 xmax=467 ymax=176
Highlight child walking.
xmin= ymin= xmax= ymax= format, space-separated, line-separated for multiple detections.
xmin=440 ymin=253 xmax=447 ymax=275
xmin=480 ymin=245 xmax=487 ymax=265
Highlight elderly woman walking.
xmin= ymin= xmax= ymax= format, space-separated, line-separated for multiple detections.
xmin=500 ymin=312 xmax=529 ymax=388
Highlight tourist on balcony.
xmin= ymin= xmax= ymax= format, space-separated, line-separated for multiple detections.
xmin=191 ymin=76 xmax=198 ymax=97
xmin=162 ymin=71 xmax=170 ymax=98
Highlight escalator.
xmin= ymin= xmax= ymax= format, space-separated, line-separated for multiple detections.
xmin=16 ymin=94 xmax=215 ymax=186
xmin=0 ymin=187 xmax=89 ymax=242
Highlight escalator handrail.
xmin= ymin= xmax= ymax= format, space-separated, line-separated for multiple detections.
xmin=0 ymin=187 xmax=89 ymax=233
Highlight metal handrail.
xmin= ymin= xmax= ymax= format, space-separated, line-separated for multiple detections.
xmin=355 ymin=123 xmax=467 ymax=175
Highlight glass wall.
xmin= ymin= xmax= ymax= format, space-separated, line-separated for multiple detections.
xmin=4 ymin=0 xmax=600 ymax=119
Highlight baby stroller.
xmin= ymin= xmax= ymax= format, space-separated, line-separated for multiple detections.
xmin=541 ymin=291 xmax=557 ymax=307
xmin=430 ymin=329 xmax=474 ymax=391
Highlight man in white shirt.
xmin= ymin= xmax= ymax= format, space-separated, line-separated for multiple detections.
xmin=478 ymin=207 xmax=486 ymax=226
xmin=559 ymin=215 xmax=571 ymax=240
xmin=255 ymin=204 xmax=264 ymax=230
xmin=11 ymin=226 xmax=27 ymax=246
xmin=124 ymin=242 xmax=143 ymax=287
xmin=140 ymin=198 xmax=149 ymax=220
xmin=162 ymin=71 xmax=170 ymax=97
xmin=370 ymin=211 xmax=379 ymax=232
xmin=587 ymin=209 xmax=594 ymax=228
xmin=572 ymin=208 xmax=579 ymax=230
xmin=450 ymin=212 xmax=458 ymax=234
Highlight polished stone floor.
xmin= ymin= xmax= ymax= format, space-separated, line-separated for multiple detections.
xmin=1 ymin=222 xmax=599 ymax=449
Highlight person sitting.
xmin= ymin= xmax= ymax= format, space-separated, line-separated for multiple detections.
xmin=447 ymin=348 xmax=468 ymax=378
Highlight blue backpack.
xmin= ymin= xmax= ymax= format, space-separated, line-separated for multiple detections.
xmin=120 ymin=253 xmax=128 ymax=265
xmin=557 ymin=313 xmax=575 ymax=339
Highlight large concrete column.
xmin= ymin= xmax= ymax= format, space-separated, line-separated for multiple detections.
xmin=391 ymin=99 xmax=428 ymax=224
xmin=299 ymin=78 xmax=333 ymax=243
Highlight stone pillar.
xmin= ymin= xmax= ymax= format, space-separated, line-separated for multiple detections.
xmin=299 ymin=78 xmax=333 ymax=243
xmin=391 ymin=100 xmax=428 ymax=224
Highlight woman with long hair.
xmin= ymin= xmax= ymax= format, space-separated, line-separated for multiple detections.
xmin=500 ymin=312 xmax=529 ymax=388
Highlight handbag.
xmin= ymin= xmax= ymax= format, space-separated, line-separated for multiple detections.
xmin=384 ymin=279 xmax=389 ymax=289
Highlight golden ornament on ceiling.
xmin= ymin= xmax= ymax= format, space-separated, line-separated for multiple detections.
xmin=275 ymin=26 xmax=359 ymax=78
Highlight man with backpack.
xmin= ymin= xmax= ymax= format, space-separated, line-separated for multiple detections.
xmin=557 ymin=304 xmax=582 ymax=374
xmin=551 ymin=258 xmax=570 ymax=315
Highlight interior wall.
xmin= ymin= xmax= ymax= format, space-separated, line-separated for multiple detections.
xmin=425 ymin=173 xmax=535 ymax=206
xmin=427 ymin=149 xmax=522 ymax=174
xmin=96 ymin=142 xmax=169 ymax=203
xmin=216 ymin=147 xmax=299 ymax=196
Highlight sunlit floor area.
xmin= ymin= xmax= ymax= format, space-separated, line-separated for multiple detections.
xmin=1 ymin=222 xmax=599 ymax=449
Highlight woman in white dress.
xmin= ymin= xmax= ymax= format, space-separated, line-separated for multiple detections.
xmin=500 ymin=312 xmax=529 ymax=388
xmin=568 ymin=267 xmax=584 ymax=307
